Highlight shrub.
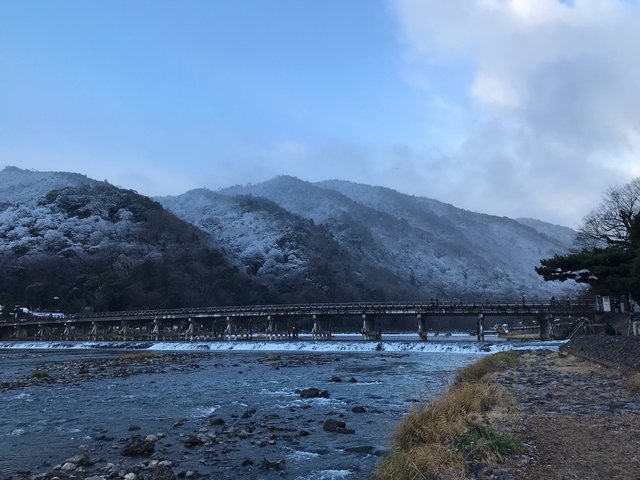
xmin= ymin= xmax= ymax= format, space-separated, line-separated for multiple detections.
xmin=31 ymin=369 xmax=49 ymax=379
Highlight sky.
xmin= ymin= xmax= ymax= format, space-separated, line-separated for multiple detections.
xmin=1 ymin=0 xmax=640 ymax=228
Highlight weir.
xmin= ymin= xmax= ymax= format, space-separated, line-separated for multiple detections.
xmin=0 ymin=300 xmax=596 ymax=343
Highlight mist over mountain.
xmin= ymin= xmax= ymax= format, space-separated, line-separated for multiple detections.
xmin=0 ymin=167 xmax=578 ymax=312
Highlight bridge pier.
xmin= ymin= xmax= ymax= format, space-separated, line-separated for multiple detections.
xmin=539 ymin=314 xmax=553 ymax=341
xmin=225 ymin=316 xmax=252 ymax=340
xmin=184 ymin=318 xmax=195 ymax=341
xmin=62 ymin=322 xmax=72 ymax=341
xmin=361 ymin=314 xmax=381 ymax=341
xmin=476 ymin=313 xmax=485 ymax=342
xmin=311 ymin=315 xmax=332 ymax=340
xmin=267 ymin=315 xmax=291 ymax=340
xmin=417 ymin=314 xmax=428 ymax=340
xmin=120 ymin=322 xmax=129 ymax=341
xmin=89 ymin=322 xmax=98 ymax=341
xmin=151 ymin=319 xmax=160 ymax=341
xmin=11 ymin=325 xmax=22 ymax=341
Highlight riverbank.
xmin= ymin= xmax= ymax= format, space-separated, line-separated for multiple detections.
xmin=375 ymin=336 xmax=640 ymax=479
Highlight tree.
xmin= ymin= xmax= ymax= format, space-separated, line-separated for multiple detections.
xmin=577 ymin=178 xmax=640 ymax=248
xmin=536 ymin=178 xmax=640 ymax=298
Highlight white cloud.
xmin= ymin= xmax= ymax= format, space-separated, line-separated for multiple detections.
xmin=391 ymin=0 xmax=640 ymax=226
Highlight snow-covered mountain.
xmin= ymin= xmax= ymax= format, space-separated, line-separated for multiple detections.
xmin=157 ymin=189 xmax=413 ymax=302
xmin=0 ymin=167 xmax=270 ymax=312
xmin=0 ymin=166 xmax=97 ymax=206
xmin=165 ymin=176 xmax=578 ymax=301
xmin=1 ymin=166 xmax=579 ymax=311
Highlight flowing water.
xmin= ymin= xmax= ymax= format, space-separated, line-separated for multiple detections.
xmin=0 ymin=335 xmax=561 ymax=479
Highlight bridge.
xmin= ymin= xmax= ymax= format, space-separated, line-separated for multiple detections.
xmin=0 ymin=300 xmax=595 ymax=343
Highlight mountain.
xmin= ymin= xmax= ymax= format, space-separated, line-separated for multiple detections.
xmin=209 ymin=176 xmax=578 ymax=301
xmin=0 ymin=166 xmax=97 ymax=207
xmin=1 ymin=167 xmax=579 ymax=312
xmin=514 ymin=217 xmax=577 ymax=249
xmin=0 ymin=167 xmax=271 ymax=313
xmin=157 ymin=189 xmax=412 ymax=302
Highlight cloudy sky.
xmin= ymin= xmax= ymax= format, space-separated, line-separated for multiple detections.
xmin=1 ymin=0 xmax=639 ymax=227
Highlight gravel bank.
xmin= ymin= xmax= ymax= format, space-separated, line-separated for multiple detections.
xmin=480 ymin=337 xmax=640 ymax=480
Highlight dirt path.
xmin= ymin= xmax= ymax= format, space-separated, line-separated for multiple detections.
xmin=486 ymin=351 xmax=640 ymax=480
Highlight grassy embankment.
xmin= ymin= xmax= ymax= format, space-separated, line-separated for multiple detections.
xmin=374 ymin=351 xmax=520 ymax=480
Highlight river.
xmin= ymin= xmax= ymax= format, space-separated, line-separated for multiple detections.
xmin=0 ymin=335 xmax=561 ymax=479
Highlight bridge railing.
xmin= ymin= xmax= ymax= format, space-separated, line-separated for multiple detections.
xmin=56 ymin=300 xmax=595 ymax=320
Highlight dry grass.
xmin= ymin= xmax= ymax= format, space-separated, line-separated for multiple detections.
xmin=393 ymin=383 xmax=505 ymax=449
xmin=373 ymin=352 xmax=520 ymax=480
xmin=455 ymin=351 xmax=518 ymax=384
xmin=117 ymin=351 xmax=157 ymax=361
xmin=375 ymin=443 xmax=466 ymax=480
xmin=628 ymin=373 xmax=640 ymax=393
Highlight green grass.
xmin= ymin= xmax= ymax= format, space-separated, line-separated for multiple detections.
xmin=455 ymin=421 xmax=519 ymax=460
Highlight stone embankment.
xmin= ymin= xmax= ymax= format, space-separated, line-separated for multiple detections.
xmin=561 ymin=334 xmax=640 ymax=372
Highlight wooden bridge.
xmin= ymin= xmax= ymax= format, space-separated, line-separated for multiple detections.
xmin=0 ymin=300 xmax=595 ymax=343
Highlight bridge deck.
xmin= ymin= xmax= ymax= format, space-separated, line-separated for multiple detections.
xmin=1 ymin=301 xmax=594 ymax=328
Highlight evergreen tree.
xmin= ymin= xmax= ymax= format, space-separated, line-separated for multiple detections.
xmin=537 ymin=178 xmax=640 ymax=299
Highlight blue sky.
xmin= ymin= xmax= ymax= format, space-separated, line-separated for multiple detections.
xmin=2 ymin=0 xmax=639 ymax=227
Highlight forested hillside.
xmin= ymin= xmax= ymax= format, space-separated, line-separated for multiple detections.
xmin=0 ymin=167 xmax=579 ymax=314
xmin=0 ymin=168 xmax=271 ymax=313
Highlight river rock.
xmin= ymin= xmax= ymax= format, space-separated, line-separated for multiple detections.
xmin=323 ymin=419 xmax=355 ymax=434
xmin=209 ymin=416 xmax=225 ymax=426
xmin=60 ymin=462 xmax=76 ymax=472
xmin=345 ymin=445 xmax=374 ymax=454
xmin=260 ymin=458 xmax=285 ymax=470
xmin=64 ymin=453 xmax=93 ymax=466
xmin=122 ymin=435 xmax=156 ymax=457
xmin=299 ymin=388 xmax=330 ymax=399
xmin=323 ymin=419 xmax=345 ymax=432
xmin=150 ymin=466 xmax=175 ymax=480
xmin=241 ymin=408 xmax=257 ymax=418
xmin=351 ymin=406 xmax=367 ymax=413
xmin=145 ymin=434 xmax=160 ymax=443
xmin=181 ymin=435 xmax=204 ymax=447
xmin=124 ymin=473 xmax=137 ymax=480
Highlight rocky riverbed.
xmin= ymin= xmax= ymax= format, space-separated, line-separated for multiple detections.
xmin=1 ymin=347 xmax=479 ymax=480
